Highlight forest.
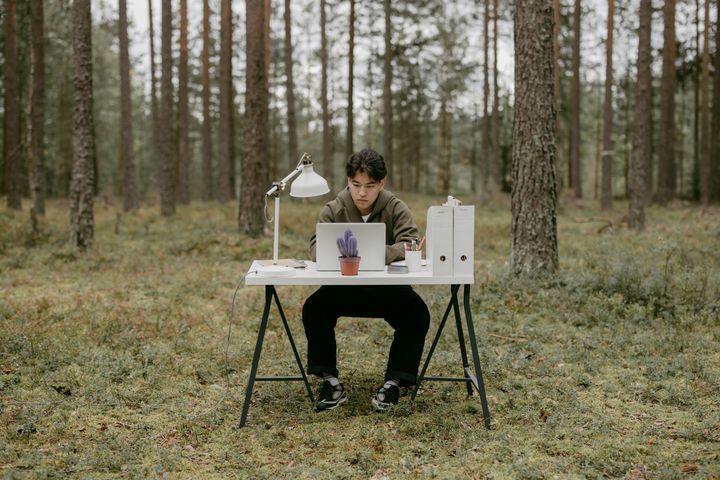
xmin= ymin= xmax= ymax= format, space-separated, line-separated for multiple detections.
xmin=1 ymin=0 xmax=719 ymax=478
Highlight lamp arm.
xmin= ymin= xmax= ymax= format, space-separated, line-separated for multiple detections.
xmin=264 ymin=152 xmax=311 ymax=197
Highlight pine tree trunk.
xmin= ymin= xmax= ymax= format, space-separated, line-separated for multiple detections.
xmin=383 ymin=0 xmax=393 ymax=184
xmin=699 ymin=0 xmax=711 ymax=205
xmin=201 ymin=0 xmax=213 ymax=201
xmin=176 ymin=0 xmax=190 ymax=205
xmin=57 ymin=60 xmax=73 ymax=198
xmin=437 ymin=98 xmax=451 ymax=194
xmin=693 ymin=0 xmax=700 ymax=200
xmin=600 ymin=0 xmax=614 ymax=210
xmin=320 ymin=0 xmax=333 ymax=189
xmin=629 ymin=0 xmax=652 ymax=230
xmin=552 ymin=0 xmax=563 ymax=191
xmin=218 ymin=0 xmax=235 ymax=202
xmin=284 ymin=0 xmax=299 ymax=170
xmin=70 ymin=0 xmax=96 ymax=247
xmin=711 ymin=0 xmax=720 ymax=202
xmin=3 ymin=0 xmax=21 ymax=209
xmin=148 ymin=0 xmax=159 ymax=191
xmin=482 ymin=0 xmax=494 ymax=195
xmin=29 ymin=0 xmax=46 ymax=215
xmin=240 ymin=0 xmax=269 ymax=236
xmin=511 ymin=0 xmax=559 ymax=276
xmin=346 ymin=0 xmax=355 ymax=160
xmin=569 ymin=0 xmax=582 ymax=198
xmin=657 ymin=0 xmax=677 ymax=206
xmin=119 ymin=0 xmax=138 ymax=212
xmin=491 ymin=0 xmax=501 ymax=193
xmin=159 ymin=0 xmax=176 ymax=216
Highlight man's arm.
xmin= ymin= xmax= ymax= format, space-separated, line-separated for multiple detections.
xmin=385 ymin=200 xmax=420 ymax=263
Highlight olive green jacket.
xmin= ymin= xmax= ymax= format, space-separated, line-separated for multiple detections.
xmin=309 ymin=188 xmax=420 ymax=264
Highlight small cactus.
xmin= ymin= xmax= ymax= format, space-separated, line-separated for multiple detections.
xmin=336 ymin=229 xmax=359 ymax=257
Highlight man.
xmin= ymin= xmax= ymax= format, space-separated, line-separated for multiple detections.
xmin=304 ymin=148 xmax=430 ymax=412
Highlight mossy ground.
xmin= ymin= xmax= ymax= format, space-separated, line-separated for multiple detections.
xmin=1 ymin=195 xmax=719 ymax=479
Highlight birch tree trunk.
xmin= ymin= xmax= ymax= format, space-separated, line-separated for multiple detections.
xmin=600 ymin=0 xmax=614 ymax=210
xmin=70 ymin=0 xmax=96 ymax=247
xmin=657 ymin=0 xmax=677 ymax=206
xmin=629 ymin=0 xmax=652 ymax=230
xmin=511 ymin=0 xmax=559 ymax=276
xmin=29 ymin=0 xmax=46 ymax=215
xmin=119 ymin=0 xmax=139 ymax=212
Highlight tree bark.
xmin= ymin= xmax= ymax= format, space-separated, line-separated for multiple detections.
xmin=699 ymin=0 xmax=711 ymax=205
xmin=552 ymin=0 xmax=563 ymax=190
xmin=57 ymin=60 xmax=73 ymax=198
xmin=284 ymin=0 xmax=299 ymax=170
xmin=482 ymin=0 xmax=496 ymax=195
xmin=240 ymin=0 xmax=269 ymax=236
xmin=201 ymin=0 xmax=213 ymax=201
xmin=119 ymin=0 xmax=139 ymax=212
xmin=218 ymin=0 xmax=235 ymax=202
xmin=569 ymin=0 xmax=582 ymax=198
xmin=383 ymin=0 xmax=393 ymax=184
xmin=3 ymin=0 xmax=21 ymax=209
xmin=159 ymin=0 xmax=176 ymax=216
xmin=70 ymin=0 xmax=96 ymax=247
xmin=511 ymin=0 xmax=559 ymax=276
xmin=346 ymin=0 xmax=355 ymax=160
xmin=711 ymin=0 xmax=720 ymax=202
xmin=437 ymin=98 xmax=451 ymax=194
xmin=321 ymin=0 xmax=333 ymax=188
xmin=657 ymin=0 xmax=677 ymax=206
xmin=29 ymin=0 xmax=46 ymax=214
xmin=491 ymin=0 xmax=500 ymax=192
xmin=629 ymin=0 xmax=652 ymax=231
xmin=148 ymin=0 xmax=160 ymax=191
xmin=176 ymin=0 xmax=190 ymax=205
xmin=600 ymin=0 xmax=614 ymax=210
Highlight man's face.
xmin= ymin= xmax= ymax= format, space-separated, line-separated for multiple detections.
xmin=348 ymin=171 xmax=385 ymax=215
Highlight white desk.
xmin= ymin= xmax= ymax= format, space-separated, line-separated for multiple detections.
xmin=240 ymin=261 xmax=491 ymax=428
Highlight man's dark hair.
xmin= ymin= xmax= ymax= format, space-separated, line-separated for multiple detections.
xmin=346 ymin=149 xmax=387 ymax=181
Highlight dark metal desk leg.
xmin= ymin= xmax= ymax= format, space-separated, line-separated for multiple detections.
xmin=271 ymin=288 xmax=315 ymax=405
xmin=451 ymin=285 xmax=474 ymax=396
xmin=412 ymin=285 xmax=459 ymax=400
xmin=463 ymin=284 xmax=491 ymax=429
xmin=239 ymin=286 xmax=273 ymax=428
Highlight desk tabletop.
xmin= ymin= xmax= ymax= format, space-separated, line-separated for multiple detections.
xmin=245 ymin=261 xmax=473 ymax=286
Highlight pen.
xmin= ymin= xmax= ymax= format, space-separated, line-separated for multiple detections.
xmin=417 ymin=236 xmax=425 ymax=251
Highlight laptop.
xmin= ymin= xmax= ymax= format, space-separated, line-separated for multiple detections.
xmin=315 ymin=223 xmax=386 ymax=271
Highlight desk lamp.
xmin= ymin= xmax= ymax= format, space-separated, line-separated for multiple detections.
xmin=258 ymin=152 xmax=330 ymax=277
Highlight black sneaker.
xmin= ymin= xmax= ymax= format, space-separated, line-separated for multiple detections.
xmin=315 ymin=380 xmax=347 ymax=412
xmin=371 ymin=382 xmax=400 ymax=411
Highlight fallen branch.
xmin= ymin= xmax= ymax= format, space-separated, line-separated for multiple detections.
xmin=488 ymin=333 xmax=528 ymax=343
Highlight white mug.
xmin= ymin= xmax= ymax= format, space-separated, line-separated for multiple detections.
xmin=405 ymin=250 xmax=422 ymax=273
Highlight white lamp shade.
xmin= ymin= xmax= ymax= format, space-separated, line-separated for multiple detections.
xmin=289 ymin=164 xmax=330 ymax=197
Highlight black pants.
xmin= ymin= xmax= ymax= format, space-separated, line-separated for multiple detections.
xmin=302 ymin=285 xmax=430 ymax=386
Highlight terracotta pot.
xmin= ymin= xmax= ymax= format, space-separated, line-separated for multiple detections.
xmin=338 ymin=256 xmax=361 ymax=275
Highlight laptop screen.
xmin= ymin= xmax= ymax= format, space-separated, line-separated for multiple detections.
xmin=315 ymin=223 xmax=386 ymax=271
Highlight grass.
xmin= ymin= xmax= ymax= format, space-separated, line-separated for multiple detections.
xmin=1 ymin=194 xmax=719 ymax=479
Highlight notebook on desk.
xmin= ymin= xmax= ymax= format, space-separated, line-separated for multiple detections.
xmin=315 ymin=222 xmax=386 ymax=271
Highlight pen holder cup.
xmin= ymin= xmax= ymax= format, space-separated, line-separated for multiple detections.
xmin=405 ymin=251 xmax=422 ymax=273
xmin=339 ymin=256 xmax=361 ymax=276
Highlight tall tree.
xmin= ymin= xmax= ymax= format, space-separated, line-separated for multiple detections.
xmin=70 ymin=0 xmax=96 ymax=247
xmin=569 ymin=0 xmax=582 ymax=197
xmin=511 ymin=0 xmax=559 ymax=276
xmin=3 ymin=0 xmax=21 ymax=209
xmin=482 ymin=0 xmax=496 ymax=195
xmin=240 ymin=0 xmax=269 ymax=236
xmin=711 ymin=0 xmax=720 ymax=202
xmin=657 ymin=0 xmax=677 ymax=205
xmin=699 ymin=0 xmax=711 ymax=205
xmin=159 ymin=0 xmax=175 ymax=216
xmin=600 ymin=0 xmax=614 ymax=210
xmin=346 ymin=0 xmax=355 ymax=160
xmin=553 ymin=0 xmax=562 ymax=189
xmin=383 ymin=0 xmax=393 ymax=183
xmin=29 ymin=0 xmax=46 ymax=215
xmin=491 ymin=0 xmax=500 ymax=190
xmin=176 ymin=0 xmax=190 ymax=205
xmin=218 ymin=0 xmax=234 ymax=202
xmin=284 ymin=0 xmax=299 ymax=170
xmin=201 ymin=0 xmax=213 ymax=201
xmin=629 ymin=0 xmax=652 ymax=230
xmin=119 ymin=0 xmax=138 ymax=212
xmin=320 ymin=0 xmax=333 ymax=188
xmin=148 ymin=0 xmax=159 ymax=188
